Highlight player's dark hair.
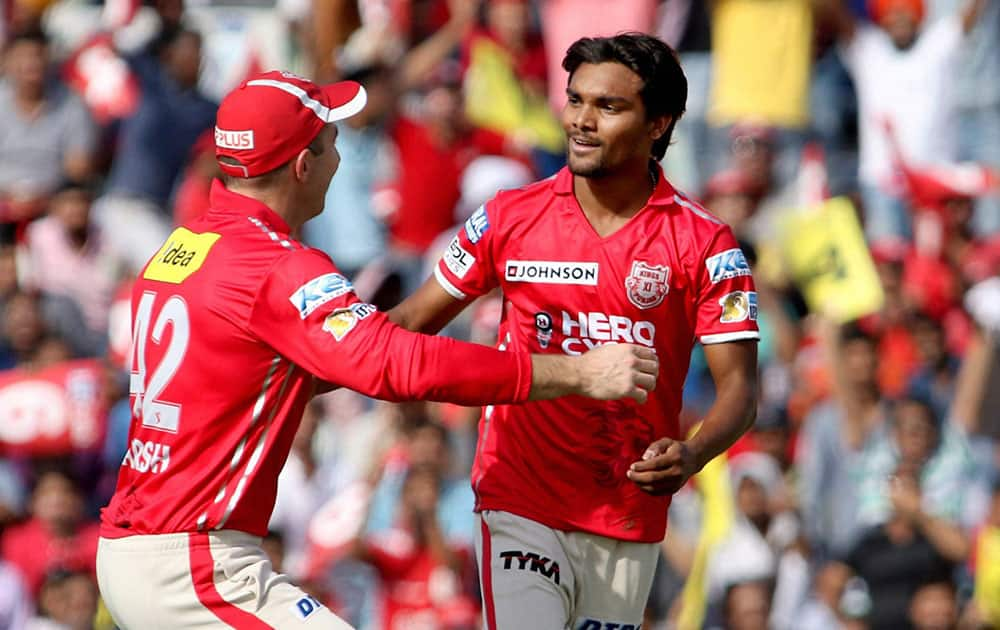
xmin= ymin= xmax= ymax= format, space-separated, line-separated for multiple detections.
xmin=562 ymin=32 xmax=687 ymax=161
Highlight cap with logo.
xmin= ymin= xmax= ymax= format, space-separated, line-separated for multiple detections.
xmin=214 ymin=70 xmax=367 ymax=178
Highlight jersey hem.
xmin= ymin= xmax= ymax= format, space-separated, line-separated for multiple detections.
xmin=474 ymin=499 xmax=665 ymax=544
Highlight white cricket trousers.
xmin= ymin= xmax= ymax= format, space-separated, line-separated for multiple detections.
xmin=97 ymin=530 xmax=354 ymax=629
xmin=475 ymin=510 xmax=659 ymax=630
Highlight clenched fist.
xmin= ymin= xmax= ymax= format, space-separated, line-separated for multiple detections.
xmin=577 ymin=343 xmax=658 ymax=403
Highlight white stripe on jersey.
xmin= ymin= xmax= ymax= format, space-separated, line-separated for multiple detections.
xmin=433 ymin=264 xmax=468 ymax=300
xmin=197 ymin=355 xmax=282 ymax=530
xmin=700 ymin=331 xmax=761 ymax=345
xmin=216 ymin=361 xmax=297 ymax=529
xmin=673 ymin=194 xmax=722 ymax=225
xmin=248 ymin=216 xmax=296 ymax=251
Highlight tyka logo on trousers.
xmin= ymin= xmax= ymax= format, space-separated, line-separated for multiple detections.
xmin=499 ymin=550 xmax=560 ymax=584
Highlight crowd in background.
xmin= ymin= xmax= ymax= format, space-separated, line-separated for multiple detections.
xmin=0 ymin=0 xmax=999 ymax=628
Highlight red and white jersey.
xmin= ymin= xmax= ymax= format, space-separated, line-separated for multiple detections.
xmin=102 ymin=181 xmax=532 ymax=538
xmin=434 ymin=166 xmax=759 ymax=543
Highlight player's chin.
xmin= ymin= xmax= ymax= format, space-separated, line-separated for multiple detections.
xmin=567 ymin=158 xmax=605 ymax=178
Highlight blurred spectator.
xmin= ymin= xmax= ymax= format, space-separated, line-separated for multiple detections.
xmin=720 ymin=579 xmax=773 ymax=630
xmin=304 ymin=63 xmax=395 ymax=277
xmin=845 ymin=463 xmax=960 ymax=629
xmin=797 ymin=561 xmax=854 ymax=629
xmin=908 ymin=581 xmax=958 ymax=630
xmin=0 ymin=28 xmax=96 ymax=224
xmin=27 ymin=568 xmax=98 ymax=630
xmin=461 ymin=0 xmax=564 ymax=174
xmin=706 ymin=0 xmax=813 ymax=185
xmin=171 ymin=130 xmax=219 ymax=226
xmin=657 ymin=0 xmax=713 ymax=192
xmin=705 ymin=452 xmax=806 ymax=629
xmin=1 ymin=466 xmax=100 ymax=598
xmin=701 ymin=167 xmax=760 ymax=243
xmin=951 ymin=0 xmax=1000 ymax=235
xmin=539 ymin=0 xmax=658 ymax=111
xmin=799 ymin=321 xmax=889 ymax=558
xmin=385 ymin=65 xmax=522 ymax=290
xmin=906 ymin=315 xmax=961 ymax=418
xmin=24 ymin=181 xmax=122 ymax=354
xmin=856 ymin=395 xmax=974 ymax=533
xmin=0 ymin=559 xmax=30 ymax=630
xmin=350 ymin=462 xmax=477 ymax=630
xmin=822 ymin=0 xmax=990 ymax=240
xmin=95 ymin=26 xmax=216 ymax=272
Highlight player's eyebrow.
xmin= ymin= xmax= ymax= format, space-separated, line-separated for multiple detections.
xmin=565 ymin=88 xmax=632 ymax=106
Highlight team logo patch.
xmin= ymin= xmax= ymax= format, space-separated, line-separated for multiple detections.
xmin=719 ymin=291 xmax=758 ymax=323
xmin=443 ymin=236 xmax=475 ymax=278
xmin=290 ymin=273 xmax=354 ymax=319
xmin=706 ymin=248 xmax=751 ymax=284
xmin=143 ymin=228 xmax=221 ymax=284
xmin=321 ymin=302 xmax=376 ymax=341
xmin=625 ymin=261 xmax=670 ymax=309
xmin=505 ymin=261 xmax=599 ymax=285
xmin=534 ymin=312 xmax=553 ymax=349
xmin=465 ymin=205 xmax=490 ymax=244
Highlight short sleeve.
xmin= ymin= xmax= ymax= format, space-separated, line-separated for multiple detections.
xmin=694 ymin=226 xmax=760 ymax=345
xmin=433 ymin=200 xmax=500 ymax=301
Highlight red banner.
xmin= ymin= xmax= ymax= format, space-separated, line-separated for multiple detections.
xmin=0 ymin=360 xmax=108 ymax=455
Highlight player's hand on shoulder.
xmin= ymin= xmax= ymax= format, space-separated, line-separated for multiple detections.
xmin=626 ymin=438 xmax=699 ymax=496
xmin=577 ymin=343 xmax=658 ymax=403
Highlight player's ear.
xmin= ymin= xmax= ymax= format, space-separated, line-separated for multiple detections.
xmin=292 ymin=148 xmax=312 ymax=183
xmin=649 ymin=114 xmax=671 ymax=143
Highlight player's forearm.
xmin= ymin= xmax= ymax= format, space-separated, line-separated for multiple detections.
xmin=686 ymin=369 xmax=757 ymax=472
xmin=527 ymin=354 xmax=583 ymax=401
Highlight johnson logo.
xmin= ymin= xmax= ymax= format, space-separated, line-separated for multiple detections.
xmin=505 ymin=260 xmax=599 ymax=285
xmin=215 ymin=127 xmax=255 ymax=150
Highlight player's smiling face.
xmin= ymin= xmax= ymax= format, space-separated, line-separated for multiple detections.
xmin=562 ymin=62 xmax=659 ymax=179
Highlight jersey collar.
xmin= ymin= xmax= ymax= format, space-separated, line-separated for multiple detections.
xmin=208 ymin=179 xmax=293 ymax=235
xmin=551 ymin=162 xmax=677 ymax=207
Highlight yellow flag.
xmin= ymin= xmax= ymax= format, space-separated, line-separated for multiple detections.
xmin=779 ymin=197 xmax=884 ymax=322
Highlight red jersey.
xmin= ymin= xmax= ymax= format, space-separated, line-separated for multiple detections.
xmin=434 ymin=166 xmax=759 ymax=542
xmin=101 ymin=181 xmax=532 ymax=538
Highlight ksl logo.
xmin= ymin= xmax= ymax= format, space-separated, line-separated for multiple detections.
xmin=499 ymin=550 xmax=560 ymax=584
xmin=577 ymin=620 xmax=641 ymax=630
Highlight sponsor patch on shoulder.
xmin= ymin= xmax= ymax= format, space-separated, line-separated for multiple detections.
xmin=143 ymin=228 xmax=221 ymax=284
xmin=289 ymin=273 xmax=354 ymax=319
xmin=443 ymin=236 xmax=475 ymax=278
xmin=465 ymin=205 xmax=490 ymax=244
xmin=719 ymin=291 xmax=758 ymax=323
xmin=322 ymin=302 xmax=376 ymax=341
xmin=705 ymin=248 xmax=751 ymax=284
